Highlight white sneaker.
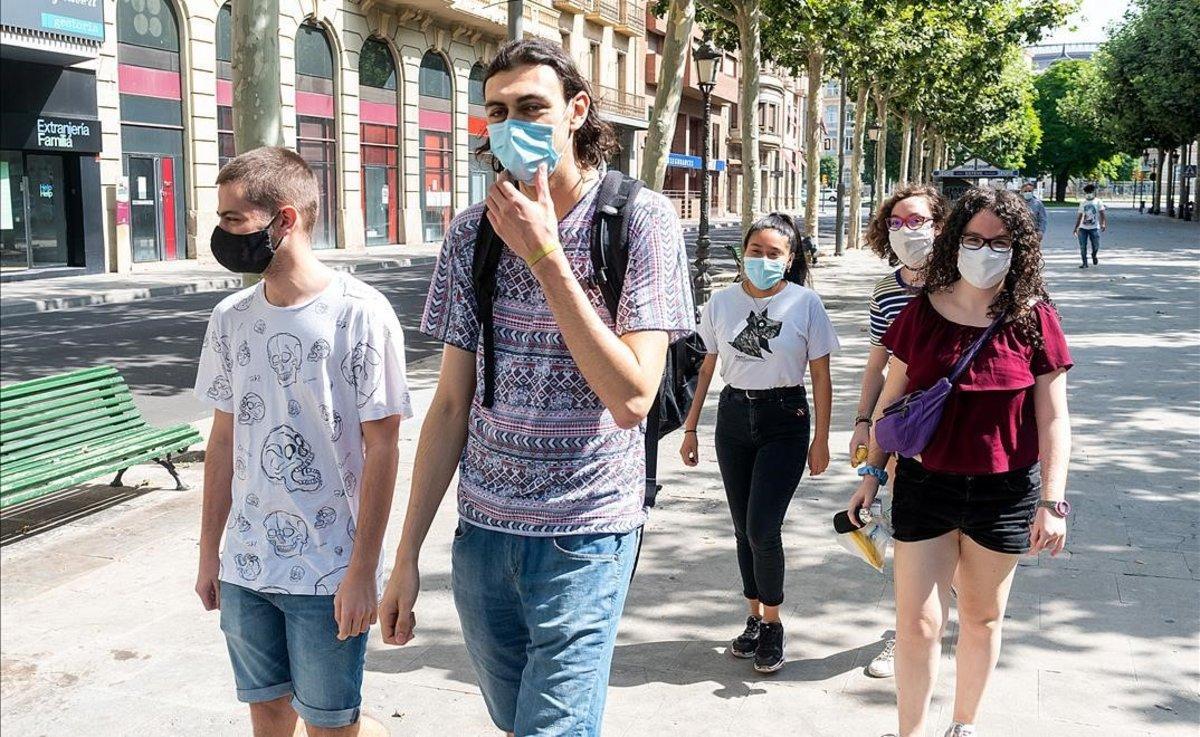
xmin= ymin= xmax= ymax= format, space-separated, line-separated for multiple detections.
xmin=866 ymin=638 xmax=896 ymax=678
xmin=944 ymin=723 xmax=977 ymax=737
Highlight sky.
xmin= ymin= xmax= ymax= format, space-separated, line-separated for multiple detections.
xmin=1039 ymin=0 xmax=1133 ymax=45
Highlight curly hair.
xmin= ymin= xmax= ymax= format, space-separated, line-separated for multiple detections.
xmin=864 ymin=185 xmax=949 ymax=265
xmin=476 ymin=39 xmax=621 ymax=170
xmin=923 ymin=187 xmax=1051 ymax=347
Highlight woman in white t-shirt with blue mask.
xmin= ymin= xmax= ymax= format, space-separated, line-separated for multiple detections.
xmin=680 ymin=212 xmax=839 ymax=674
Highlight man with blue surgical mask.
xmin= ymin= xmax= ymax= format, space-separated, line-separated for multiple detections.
xmin=378 ymin=39 xmax=694 ymax=737
xmin=1020 ymin=181 xmax=1047 ymax=237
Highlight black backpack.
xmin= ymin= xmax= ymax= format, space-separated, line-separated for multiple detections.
xmin=470 ymin=169 xmax=704 ymax=508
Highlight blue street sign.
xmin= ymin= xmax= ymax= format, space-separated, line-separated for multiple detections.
xmin=667 ymin=152 xmax=726 ymax=172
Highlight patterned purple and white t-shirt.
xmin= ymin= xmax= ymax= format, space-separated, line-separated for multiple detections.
xmin=421 ymin=178 xmax=694 ymax=536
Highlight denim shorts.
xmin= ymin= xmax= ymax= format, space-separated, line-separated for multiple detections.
xmin=891 ymin=457 xmax=1041 ymax=554
xmin=219 ymin=581 xmax=367 ymax=728
xmin=451 ymin=521 xmax=639 ymax=736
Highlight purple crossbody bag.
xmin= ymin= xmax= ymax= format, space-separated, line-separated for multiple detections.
xmin=874 ymin=314 xmax=1005 ymax=458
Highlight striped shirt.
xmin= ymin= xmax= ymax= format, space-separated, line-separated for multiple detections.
xmin=868 ymin=270 xmax=919 ymax=347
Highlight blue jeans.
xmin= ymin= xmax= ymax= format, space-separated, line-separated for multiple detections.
xmin=451 ymin=521 xmax=639 ymax=736
xmin=219 ymin=582 xmax=367 ymax=728
xmin=1078 ymin=228 xmax=1100 ymax=263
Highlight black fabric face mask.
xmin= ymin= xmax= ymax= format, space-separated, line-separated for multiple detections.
xmin=210 ymin=213 xmax=279 ymax=274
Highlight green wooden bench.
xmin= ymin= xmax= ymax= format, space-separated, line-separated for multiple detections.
xmin=0 ymin=366 xmax=203 ymax=510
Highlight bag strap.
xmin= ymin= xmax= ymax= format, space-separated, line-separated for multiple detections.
xmin=471 ymin=211 xmax=504 ymax=408
xmin=590 ymin=170 xmax=642 ymax=320
xmin=948 ymin=314 xmax=1006 ymax=383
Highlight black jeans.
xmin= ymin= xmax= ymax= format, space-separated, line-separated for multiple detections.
xmin=714 ymin=386 xmax=810 ymax=607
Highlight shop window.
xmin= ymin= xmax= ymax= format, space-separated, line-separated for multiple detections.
xmin=360 ymin=38 xmax=399 ymax=245
xmin=295 ymin=22 xmax=337 ymax=248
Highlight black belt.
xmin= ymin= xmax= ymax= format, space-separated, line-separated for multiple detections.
xmin=723 ymin=385 xmax=807 ymax=401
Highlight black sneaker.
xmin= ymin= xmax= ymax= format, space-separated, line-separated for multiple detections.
xmin=754 ymin=620 xmax=786 ymax=673
xmin=1078 ymin=263 xmax=1088 ymax=269
xmin=1093 ymin=254 xmax=1099 ymax=265
xmin=728 ymin=615 xmax=762 ymax=658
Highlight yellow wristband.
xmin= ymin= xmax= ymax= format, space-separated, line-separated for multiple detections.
xmin=525 ymin=241 xmax=560 ymax=267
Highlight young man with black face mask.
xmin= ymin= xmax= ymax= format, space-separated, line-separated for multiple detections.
xmin=378 ymin=39 xmax=693 ymax=736
xmin=194 ymin=146 xmax=412 ymax=737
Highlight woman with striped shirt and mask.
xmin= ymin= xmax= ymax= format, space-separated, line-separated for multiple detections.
xmin=850 ymin=184 xmax=948 ymax=678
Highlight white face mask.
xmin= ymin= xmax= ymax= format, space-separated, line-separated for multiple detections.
xmin=888 ymin=223 xmax=935 ymax=270
xmin=957 ymin=246 xmax=1012 ymax=289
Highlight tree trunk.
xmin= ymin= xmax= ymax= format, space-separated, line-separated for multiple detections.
xmin=834 ymin=67 xmax=847 ymax=255
xmin=1192 ymin=139 xmax=1199 ymax=222
xmin=231 ymin=1 xmax=283 ymax=153
xmin=737 ymin=2 xmax=762 ymax=240
xmin=911 ymin=117 xmax=926 ymax=183
xmin=1166 ymin=148 xmax=1177 ymax=217
xmin=872 ymin=88 xmax=889 ymax=205
xmin=640 ymin=0 xmax=695 ymax=190
xmin=1152 ymin=149 xmax=1164 ymax=214
xmin=1054 ymin=169 xmax=1069 ymax=202
xmin=898 ymin=109 xmax=912 ymax=185
xmin=231 ymin=0 xmax=283 ymax=285
xmin=803 ymin=47 xmax=824 ymax=247
xmin=1177 ymin=144 xmax=1189 ymax=220
xmin=847 ymin=83 xmax=868 ymax=249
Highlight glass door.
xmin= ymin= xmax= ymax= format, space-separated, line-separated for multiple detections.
xmin=363 ymin=165 xmax=391 ymax=246
xmin=0 ymin=151 xmax=29 ymax=270
xmin=129 ymin=155 xmax=161 ymax=263
xmin=25 ymin=154 xmax=69 ymax=267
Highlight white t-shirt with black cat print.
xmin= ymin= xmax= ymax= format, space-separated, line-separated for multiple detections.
xmin=193 ymin=272 xmax=412 ymax=595
xmin=697 ymin=281 xmax=840 ymax=390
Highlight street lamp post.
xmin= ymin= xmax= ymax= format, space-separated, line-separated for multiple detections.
xmin=692 ymin=40 xmax=721 ymax=309
xmin=867 ymin=121 xmax=882 ymax=216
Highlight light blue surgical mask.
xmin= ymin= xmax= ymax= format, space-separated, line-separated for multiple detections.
xmin=486 ymin=118 xmax=566 ymax=183
xmin=744 ymin=257 xmax=787 ymax=290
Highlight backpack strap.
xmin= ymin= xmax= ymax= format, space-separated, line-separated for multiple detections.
xmin=590 ymin=170 xmax=643 ymax=320
xmin=470 ymin=211 xmax=504 ymax=409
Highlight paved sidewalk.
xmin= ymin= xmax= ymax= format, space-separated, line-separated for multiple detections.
xmin=0 ymin=243 xmax=442 ymax=317
xmin=1 ymin=207 xmax=1197 ymax=736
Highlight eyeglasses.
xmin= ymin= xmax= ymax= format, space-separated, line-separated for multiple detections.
xmin=886 ymin=214 xmax=932 ymax=231
xmin=960 ymin=235 xmax=1013 ymax=253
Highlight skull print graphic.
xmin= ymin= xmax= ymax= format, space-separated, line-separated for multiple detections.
xmin=260 ymin=424 xmax=323 ymax=493
xmin=263 ymin=511 xmax=309 ymax=558
xmin=234 ymin=553 xmax=262 ymax=580
xmin=237 ymin=392 xmax=266 ymax=425
xmin=267 ymin=333 xmax=303 ymax=387
xmin=340 ymin=341 xmax=381 ymax=408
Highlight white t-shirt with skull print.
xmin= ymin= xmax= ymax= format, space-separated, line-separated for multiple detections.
xmin=194 ymin=272 xmax=412 ymax=595
xmin=697 ymin=281 xmax=840 ymax=390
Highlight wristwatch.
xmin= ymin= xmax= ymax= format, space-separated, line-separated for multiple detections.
xmin=1036 ymin=499 xmax=1071 ymax=518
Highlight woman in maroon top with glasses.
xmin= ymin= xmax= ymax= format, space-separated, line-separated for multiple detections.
xmin=848 ymin=188 xmax=1073 ymax=737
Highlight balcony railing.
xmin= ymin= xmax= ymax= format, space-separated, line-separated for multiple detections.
xmin=586 ymin=0 xmax=621 ymax=26
xmin=615 ymin=0 xmax=646 ymax=36
xmin=594 ymin=84 xmax=647 ymax=121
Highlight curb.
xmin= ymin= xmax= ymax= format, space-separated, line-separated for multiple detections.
xmin=0 ymin=255 xmax=439 ymax=318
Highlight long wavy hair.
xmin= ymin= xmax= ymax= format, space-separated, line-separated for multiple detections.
xmin=864 ymin=184 xmax=949 ymax=266
xmin=476 ymin=39 xmax=620 ymax=170
xmin=924 ymin=187 xmax=1050 ymax=347
xmin=742 ymin=212 xmax=809 ymax=286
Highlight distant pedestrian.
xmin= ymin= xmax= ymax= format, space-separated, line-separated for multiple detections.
xmin=193 ymin=146 xmax=412 ymax=736
xmin=679 ymin=213 xmax=838 ymax=675
xmin=848 ymin=187 xmax=1072 ymax=737
xmin=1073 ymin=183 xmax=1107 ymax=267
xmin=1020 ymin=181 xmax=1047 ymax=237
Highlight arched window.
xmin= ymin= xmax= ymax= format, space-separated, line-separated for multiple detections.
xmin=295 ymin=22 xmax=337 ymax=248
xmin=467 ymin=62 xmax=493 ymax=205
xmin=117 ymin=0 xmax=186 ymax=263
xmin=216 ymin=4 xmax=233 ymax=167
xmin=359 ymin=38 xmax=399 ymax=246
xmin=418 ymin=51 xmax=453 ymax=241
